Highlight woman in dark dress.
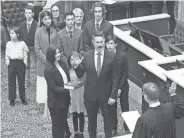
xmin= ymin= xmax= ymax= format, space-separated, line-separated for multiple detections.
xmin=44 ymin=46 xmax=70 ymax=138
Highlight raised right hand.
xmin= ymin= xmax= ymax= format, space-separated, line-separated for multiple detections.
xmin=70 ymin=56 xmax=83 ymax=68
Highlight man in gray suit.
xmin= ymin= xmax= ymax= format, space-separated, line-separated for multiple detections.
xmin=58 ymin=11 xmax=83 ymax=66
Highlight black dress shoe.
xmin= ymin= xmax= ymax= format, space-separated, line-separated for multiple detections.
xmin=10 ymin=100 xmax=15 ymax=106
xmin=65 ymin=132 xmax=71 ymax=138
xmin=112 ymin=129 xmax=118 ymax=137
xmin=21 ymin=99 xmax=28 ymax=105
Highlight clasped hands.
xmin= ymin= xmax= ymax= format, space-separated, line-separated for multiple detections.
xmin=70 ymin=51 xmax=83 ymax=68
xmin=108 ymin=98 xmax=116 ymax=105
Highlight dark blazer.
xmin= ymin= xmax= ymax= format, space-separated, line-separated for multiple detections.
xmin=82 ymin=19 xmax=113 ymax=51
xmin=75 ymin=50 xmax=117 ymax=102
xmin=44 ymin=61 xmax=70 ymax=108
xmin=58 ymin=28 xmax=83 ymax=60
xmin=133 ymin=95 xmax=184 ymax=138
xmin=114 ymin=51 xmax=129 ymax=92
xmin=54 ymin=20 xmax=66 ymax=32
xmin=20 ymin=20 xmax=38 ymax=47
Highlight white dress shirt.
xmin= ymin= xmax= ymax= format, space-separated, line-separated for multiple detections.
xmin=66 ymin=26 xmax=74 ymax=37
xmin=5 ymin=41 xmax=29 ymax=66
xmin=27 ymin=19 xmax=33 ymax=30
xmin=94 ymin=50 xmax=104 ymax=71
xmin=55 ymin=63 xmax=68 ymax=84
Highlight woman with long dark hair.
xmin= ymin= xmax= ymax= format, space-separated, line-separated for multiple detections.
xmin=44 ymin=46 xmax=70 ymax=138
xmin=34 ymin=10 xmax=59 ymax=111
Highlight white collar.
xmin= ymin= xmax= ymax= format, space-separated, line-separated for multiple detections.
xmin=95 ymin=19 xmax=103 ymax=26
xmin=75 ymin=25 xmax=82 ymax=30
xmin=66 ymin=26 xmax=74 ymax=33
xmin=114 ymin=49 xmax=116 ymax=53
xmin=149 ymin=101 xmax=161 ymax=108
xmin=27 ymin=18 xmax=33 ymax=25
xmin=94 ymin=49 xmax=104 ymax=56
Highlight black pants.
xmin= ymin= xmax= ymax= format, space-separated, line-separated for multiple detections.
xmin=8 ymin=59 xmax=26 ymax=101
xmin=84 ymin=99 xmax=112 ymax=138
xmin=111 ymin=89 xmax=129 ymax=131
xmin=49 ymin=107 xmax=69 ymax=138
xmin=65 ymin=120 xmax=70 ymax=135
xmin=73 ymin=112 xmax=84 ymax=132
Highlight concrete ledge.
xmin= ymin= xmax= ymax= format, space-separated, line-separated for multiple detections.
xmin=113 ymin=134 xmax=132 ymax=138
xmin=110 ymin=13 xmax=170 ymax=26
xmin=113 ymin=26 xmax=164 ymax=59
xmin=138 ymin=55 xmax=184 ymax=88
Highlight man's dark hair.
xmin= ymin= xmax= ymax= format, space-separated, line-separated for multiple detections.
xmin=90 ymin=2 xmax=107 ymax=15
xmin=63 ymin=11 xmax=74 ymax=20
xmin=106 ymin=35 xmax=117 ymax=44
xmin=24 ymin=5 xmax=34 ymax=12
xmin=92 ymin=31 xmax=105 ymax=40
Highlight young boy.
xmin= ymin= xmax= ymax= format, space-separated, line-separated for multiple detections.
xmin=106 ymin=35 xmax=130 ymax=136
xmin=19 ymin=5 xmax=38 ymax=87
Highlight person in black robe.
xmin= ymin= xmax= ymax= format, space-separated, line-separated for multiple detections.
xmin=132 ymin=82 xmax=184 ymax=138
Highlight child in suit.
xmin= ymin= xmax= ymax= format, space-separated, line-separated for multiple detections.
xmin=20 ymin=5 xmax=38 ymax=87
xmin=5 ymin=26 xmax=29 ymax=106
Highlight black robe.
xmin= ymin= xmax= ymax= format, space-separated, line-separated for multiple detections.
xmin=132 ymin=96 xmax=184 ymax=138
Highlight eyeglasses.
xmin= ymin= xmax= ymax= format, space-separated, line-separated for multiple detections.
xmin=52 ymin=10 xmax=59 ymax=13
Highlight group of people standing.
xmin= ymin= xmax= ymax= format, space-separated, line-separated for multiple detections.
xmin=5 ymin=1 xmax=130 ymax=138
xmin=4 ymin=1 xmax=184 ymax=138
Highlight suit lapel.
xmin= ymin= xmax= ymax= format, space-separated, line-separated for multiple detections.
xmin=71 ymin=28 xmax=77 ymax=47
xmin=54 ymin=62 xmax=70 ymax=83
xmin=92 ymin=19 xmax=96 ymax=34
xmin=92 ymin=50 xmax=109 ymax=78
xmin=25 ymin=21 xmax=29 ymax=35
xmin=90 ymin=50 xmax=98 ymax=77
xmin=28 ymin=21 xmax=33 ymax=35
xmin=100 ymin=19 xmax=105 ymax=31
xmin=64 ymin=28 xmax=71 ymax=46
xmin=29 ymin=20 xmax=36 ymax=35
xmin=99 ymin=50 xmax=108 ymax=77
xmin=53 ymin=67 xmax=64 ymax=84
xmin=60 ymin=62 xmax=70 ymax=80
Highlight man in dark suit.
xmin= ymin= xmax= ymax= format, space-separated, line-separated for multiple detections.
xmin=58 ymin=11 xmax=83 ymax=66
xmin=132 ymin=82 xmax=184 ymax=138
xmin=106 ymin=35 xmax=129 ymax=136
xmin=71 ymin=32 xmax=117 ymax=138
xmin=20 ymin=5 xmax=38 ymax=87
xmin=82 ymin=2 xmax=113 ymax=51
